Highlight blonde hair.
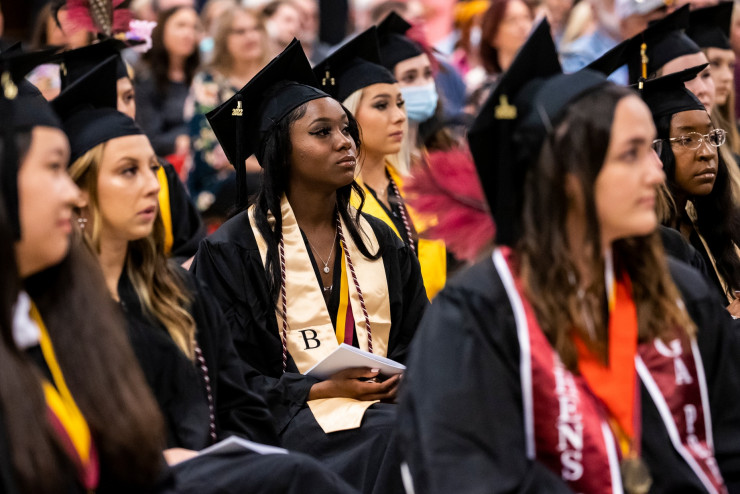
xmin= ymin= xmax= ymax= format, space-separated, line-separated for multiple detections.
xmin=343 ymin=87 xmax=411 ymax=175
xmin=209 ymin=5 xmax=270 ymax=77
xmin=68 ymin=143 xmax=197 ymax=360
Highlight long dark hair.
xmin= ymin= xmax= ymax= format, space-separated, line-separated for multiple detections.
xmin=656 ymin=112 xmax=740 ymax=297
xmin=0 ymin=135 xmax=165 ymax=493
xmin=252 ymin=95 xmax=380 ymax=305
xmin=141 ymin=6 xmax=201 ymax=94
xmin=519 ymin=86 xmax=695 ymax=370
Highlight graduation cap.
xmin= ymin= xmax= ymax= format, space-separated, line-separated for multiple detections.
xmin=376 ymin=12 xmax=424 ymax=72
xmin=58 ymin=38 xmax=141 ymax=89
xmin=586 ymin=6 xmax=698 ymax=84
xmin=312 ymin=27 xmax=396 ymax=102
xmin=52 ymin=55 xmax=143 ymax=164
xmin=687 ymin=2 xmax=733 ymax=50
xmin=0 ymin=47 xmax=63 ymax=239
xmin=635 ymin=63 xmax=706 ymax=120
xmin=206 ymin=39 xmax=328 ymax=208
xmin=468 ymin=19 xmax=609 ymax=246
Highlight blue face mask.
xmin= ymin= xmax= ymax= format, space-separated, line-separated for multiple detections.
xmin=401 ymin=82 xmax=439 ymax=122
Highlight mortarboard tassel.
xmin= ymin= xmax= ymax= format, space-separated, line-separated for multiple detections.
xmin=232 ymin=94 xmax=248 ymax=210
xmin=639 ymin=42 xmax=648 ymax=90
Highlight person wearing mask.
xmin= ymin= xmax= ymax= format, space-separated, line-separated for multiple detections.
xmin=314 ymin=28 xmax=447 ymax=300
xmin=193 ymin=40 xmax=429 ymax=494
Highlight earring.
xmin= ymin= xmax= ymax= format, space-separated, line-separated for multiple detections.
xmin=77 ymin=217 xmax=88 ymax=230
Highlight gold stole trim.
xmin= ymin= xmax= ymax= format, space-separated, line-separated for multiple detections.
xmin=249 ymin=197 xmax=392 ymax=433
xmin=31 ymin=304 xmax=94 ymax=465
xmin=157 ymin=166 xmax=174 ymax=255
xmin=353 ymin=163 xmax=446 ymax=299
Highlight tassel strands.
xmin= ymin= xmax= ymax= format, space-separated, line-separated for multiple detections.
xmin=194 ymin=343 xmax=217 ymax=444
xmin=389 ymin=178 xmax=417 ymax=255
xmin=336 ymin=214 xmax=373 ymax=353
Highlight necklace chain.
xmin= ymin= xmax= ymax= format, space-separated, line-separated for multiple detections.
xmin=306 ymin=230 xmax=337 ymax=273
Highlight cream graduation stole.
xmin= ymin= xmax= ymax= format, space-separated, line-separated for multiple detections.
xmin=353 ymin=163 xmax=446 ymax=300
xmin=249 ymin=196 xmax=392 ymax=433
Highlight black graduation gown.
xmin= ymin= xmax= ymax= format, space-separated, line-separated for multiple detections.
xmin=0 ymin=344 xmax=177 ymax=494
xmin=118 ymin=268 xmax=358 ymax=494
xmin=398 ymin=254 xmax=740 ymax=494
xmin=191 ymin=210 xmax=429 ymax=494
xmin=159 ymin=160 xmax=205 ymax=263
xmin=659 ymin=225 xmax=709 ymax=278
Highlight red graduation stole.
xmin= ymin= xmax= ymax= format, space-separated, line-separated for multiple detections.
xmin=498 ymin=247 xmax=726 ymax=493
xmin=500 ymin=248 xmax=621 ymax=493
xmin=334 ymin=243 xmax=355 ymax=346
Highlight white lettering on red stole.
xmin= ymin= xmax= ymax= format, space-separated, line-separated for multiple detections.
xmin=554 ymin=362 xmax=584 ymax=481
xmin=637 ymin=336 xmax=726 ymax=494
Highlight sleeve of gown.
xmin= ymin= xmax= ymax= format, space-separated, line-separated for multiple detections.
xmin=160 ymin=161 xmax=204 ymax=262
xmin=191 ymin=237 xmax=321 ymax=433
xmin=193 ymin=282 xmax=281 ymax=446
xmin=692 ymin=285 xmax=740 ymax=492
xmin=398 ymin=284 xmax=574 ymax=494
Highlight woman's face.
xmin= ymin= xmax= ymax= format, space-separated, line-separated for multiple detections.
xmin=353 ymin=83 xmax=406 ymax=157
xmin=394 ymin=53 xmax=434 ymax=88
xmin=491 ymin=0 xmax=533 ymax=55
xmin=163 ymin=7 xmax=199 ymax=59
xmin=669 ymin=109 xmax=718 ymax=198
xmin=289 ymin=98 xmax=357 ymax=192
xmin=706 ymin=47 xmax=736 ymax=107
xmin=594 ymin=96 xmax=665 ymax=245
xmin=227 ymin=11 xmax=264 ymax=63
xmin=661 ymin=52 xmax=715 ymax=112
xmin=15 ymin=126 xmax=79 ymax=278
xmin=117 ymin=77 xmax=136 ymax=120
xmin=94 ymin=135 xmax=161 ymax=243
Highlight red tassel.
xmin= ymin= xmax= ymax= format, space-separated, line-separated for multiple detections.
xmin=405 ymin=148 xmax=496 ymax=262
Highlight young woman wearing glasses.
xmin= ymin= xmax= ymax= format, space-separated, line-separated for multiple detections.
xmin=648 ymin=67 xmax=740 ymax=311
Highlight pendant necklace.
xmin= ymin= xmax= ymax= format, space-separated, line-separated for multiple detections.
xmin=307 ymin=231 xmax=337 ymax=274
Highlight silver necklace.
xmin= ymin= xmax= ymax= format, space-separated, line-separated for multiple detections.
xmin=307 ymin=231 xmax=337 ymax=274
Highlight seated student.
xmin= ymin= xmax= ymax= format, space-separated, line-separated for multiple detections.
xmin=644 ymin=66 xmax=740 ymax=313
xmin=313 ymin=28 xmax=447 ymax=300
xmin=192 ymin=40 xmax=429 ymax=494
xmin=399 ymin=20 xmax=740 ymax=493
xmin=57 ymin=39 xmax=205 ymax=264
xmin=54 ymin=56 xmax=358 ymax=494
xmin=0 ymin=48 xmax=171 ymax=494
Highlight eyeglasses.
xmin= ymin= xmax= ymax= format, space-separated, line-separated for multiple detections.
xmin=651 ymin=128 xmax=727 ymax=155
